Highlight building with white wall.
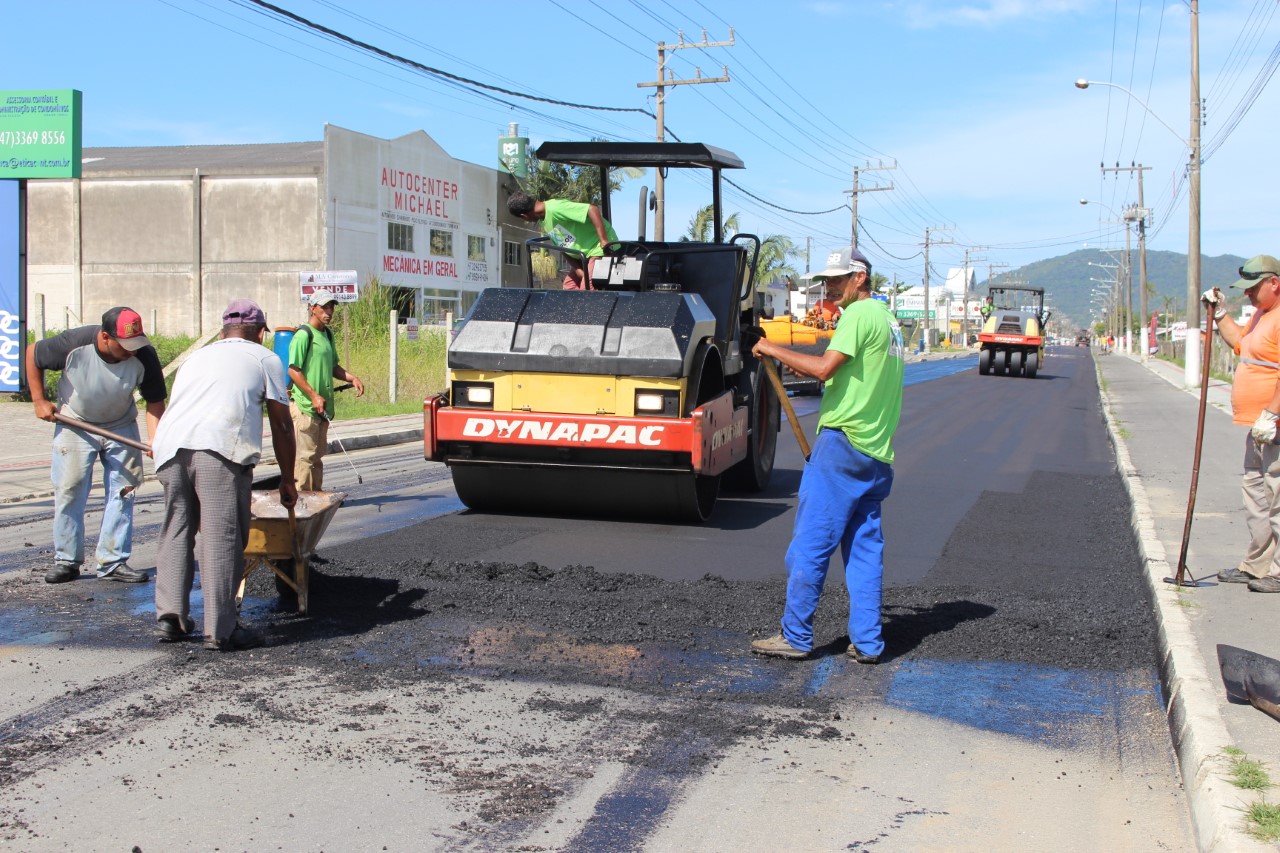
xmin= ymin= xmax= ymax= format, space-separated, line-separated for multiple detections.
xmin=25 ymin=124 xmax=535 ymax=336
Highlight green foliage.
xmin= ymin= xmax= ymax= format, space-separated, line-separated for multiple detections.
xmin=1224 ymin=750 xmax=1273 ymax=791
xmin=514 ymin=148 xmax=643 ymax=206
xmin=1245 ymin=801 xmax=1280 ymax=841
xmin=684 ymin=204 xmax=741 ymax=242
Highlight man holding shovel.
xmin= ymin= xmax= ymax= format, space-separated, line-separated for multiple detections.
xmin=26 ymin=307 xmax=167 ymax=584
xmin=1206 ymin=255 xmax=1280 ymax=592
xmin=287 ymin=289 xmax=364 ymax=491
xmin=747 ymin=246 xmax=905 ymax=663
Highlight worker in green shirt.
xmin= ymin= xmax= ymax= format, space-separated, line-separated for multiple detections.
xmin=508 ymin=191 xmax=618 ymax=290
xmin=748 ymin=246 xmax=905 ymax=665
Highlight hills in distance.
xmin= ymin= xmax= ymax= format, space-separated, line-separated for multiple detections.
xmin=981 ymin=248 xmax=1246 ymax=331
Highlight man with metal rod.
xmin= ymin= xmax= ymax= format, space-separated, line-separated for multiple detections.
xmin=149 ymin=299 xmax=297 ymax=650
xmin=26 ymin=307 xmax=167 ymax=584
xmin=748 ymin=246 xmax=906 ymax=663
xmin=287 ymin=289 xmax=364 ymax=491
xmin=1205 ymin=255 xmax=1280 ymax=593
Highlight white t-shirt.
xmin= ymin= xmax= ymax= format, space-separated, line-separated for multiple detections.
xmin=151 ymin=337 xmax=289 ymax=470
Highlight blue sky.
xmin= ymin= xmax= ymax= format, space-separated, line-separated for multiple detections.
xmin=7 ymin=1 xmax=1279 ymax=286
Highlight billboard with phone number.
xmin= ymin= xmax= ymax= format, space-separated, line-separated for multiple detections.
xmin=0 ymin=181 xmax=21 ymax=391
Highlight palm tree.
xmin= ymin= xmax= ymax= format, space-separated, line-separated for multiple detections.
xmin=513 ymin=149 xmax=643 ymax=206
xmin=684 ymin=204 xmax=741 ymax=243
xmin=751 ymin=234 xmax=800 ymax=291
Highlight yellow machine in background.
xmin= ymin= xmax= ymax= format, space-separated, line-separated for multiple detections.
xmin=977 ymin=285 xmax=1049 ymax=378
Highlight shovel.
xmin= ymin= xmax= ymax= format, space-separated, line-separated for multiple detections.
xmin=1218 ymin=644 xmax=1280 ymax=722
xmin=761 ymin=357 xmax=811 ymax=461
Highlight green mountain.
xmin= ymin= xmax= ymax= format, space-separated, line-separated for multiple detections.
xmin=985 ymin=249 xmax=1247 ymax=332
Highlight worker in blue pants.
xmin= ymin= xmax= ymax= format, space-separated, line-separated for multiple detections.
xmin=781 ymin=428 xmax=893 ymax=658
xmin=748 ymin=245 xmax=905 ymax=664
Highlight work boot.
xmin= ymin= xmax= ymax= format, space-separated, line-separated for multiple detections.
xmin=846 ymin=644 xmax=880 ymax=665
xmin=45 ymin=563 xmax=80 ymax=584
xmin=1217 ymin=568 xmax=1257 ymax=584
xmin=204 ymin=623 xmax=265 ymax=652
xmin=750 ymin=633 xmax=810 ymax=660
xmin=155 ymin=614 xmax=196 ymax=643
xmin=97 ymin=563 xmax=149 ymax=583
xmin=1247 ymin=576 xmax=1280 ymax=593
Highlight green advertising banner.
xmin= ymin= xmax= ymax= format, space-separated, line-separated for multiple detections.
xmin=0 ymin=89 xmax=82 ymax=179
xmin=894 ymin=309 xmax=936 ymax=319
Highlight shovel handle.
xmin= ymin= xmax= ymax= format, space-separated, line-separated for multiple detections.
xmin=761 ymin=357 xmax=811 ymax=461
xmin=53 ymin=413 xmax=152 ymax=454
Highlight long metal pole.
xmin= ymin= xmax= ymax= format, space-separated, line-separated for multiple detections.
xmin=1138 ymin=170 xmax=1150 ymax=361
xmin=1170 ymin=300 xmax=1213 ymax=587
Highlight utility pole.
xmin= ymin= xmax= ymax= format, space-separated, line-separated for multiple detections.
xmin=1090 ymin=260 xmax=1121 ymax=344
xmin=845 ymin=162 xmax=895 ymax=250
xmin=637 ymin=28 xmax=734 ymax=241
xmin=1103 ymin=162 xmax=1152 ymax=360
xmin=1186 ymin=0 xmax=1203 ymax=387
xmin=922 ymin=226 xmax=954 ymax=354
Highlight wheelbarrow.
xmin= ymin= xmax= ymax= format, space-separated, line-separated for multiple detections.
xmin=237 ymin=489 xmax=347 ymax=615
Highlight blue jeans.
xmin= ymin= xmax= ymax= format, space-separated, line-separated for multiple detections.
xmin=51 ymin=421 xmax=144 ymax=571
xmin=780 ymin=429 xmax=894 ymax=656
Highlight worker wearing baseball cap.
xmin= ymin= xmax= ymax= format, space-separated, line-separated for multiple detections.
xmin=25 ymin=307 xmax=168 ymax=584
xmin=288 ymin=289 xmax=365 ymax=490
xmin=749 ymin=246 xmax=906 ymax=664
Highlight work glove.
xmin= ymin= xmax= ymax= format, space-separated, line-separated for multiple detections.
xmin=1252 ymin=410 xmax=1280 ymax=444
xmin=1202 ymin=287 xmax=1227 ymax=321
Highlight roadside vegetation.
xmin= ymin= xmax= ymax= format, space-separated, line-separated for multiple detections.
xmin=1222 ymin=746 xmax=1280 ymax=841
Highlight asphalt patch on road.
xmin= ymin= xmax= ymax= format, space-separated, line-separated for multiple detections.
xmin=0 ymin=465 xmax=1159 ymax=844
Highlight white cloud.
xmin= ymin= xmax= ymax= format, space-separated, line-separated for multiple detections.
xmin=902 ymin=0 xmax=1095 ymax=29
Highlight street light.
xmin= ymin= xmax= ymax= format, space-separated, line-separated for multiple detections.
xmin=1076 ymin=1 xmax=1201 ymax=386
xmin=1079 ymin=199 xmax=1134 ymax=355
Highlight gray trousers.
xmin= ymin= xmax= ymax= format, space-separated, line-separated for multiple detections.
xmin=1239 ymin=432 xmax=1280 ymax=579
xmin=155 ymin=449 xmax=252 ymax=642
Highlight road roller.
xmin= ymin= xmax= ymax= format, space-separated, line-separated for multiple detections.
xmin=423 ymin=141 xmax=781 ymax=522
xmin=977 ymin=285 xmax=1049 ymax=378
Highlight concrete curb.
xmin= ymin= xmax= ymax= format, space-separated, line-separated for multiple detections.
xmin=1097 ymin=358 xmax=1267 ymax=852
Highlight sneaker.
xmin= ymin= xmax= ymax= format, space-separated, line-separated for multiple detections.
xmin=97 ymin=563 xmax=149 ymax=583
xmin=44 ymin=563 xmax=80 ymax=584
xmin=1248 ymin=576 xmax=1280 ymax=593
xmin=155 ymin=614 xmax=195 ymax=643
xmin=1218 ymin=568 xmax=1258 ymax=584
xmin=846 ymin=644 xmax=880 ymax=665
xmin=750 ymin=633 xmax=810 ymax=660
xmin=203 ymin=623 xmax=264 ymax=652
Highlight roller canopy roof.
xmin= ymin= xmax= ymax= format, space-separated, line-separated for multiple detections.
xmin=534 ymin=141 xmax=744 ymax=170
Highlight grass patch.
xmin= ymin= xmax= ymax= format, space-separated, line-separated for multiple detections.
xmin=1116 ymin=425 xmax=1132 ymax=440
xmin=1245 ymin=801 xmax=1280 ymax=842
xmin=1227 ymin=753 xmax=1272 ymax=791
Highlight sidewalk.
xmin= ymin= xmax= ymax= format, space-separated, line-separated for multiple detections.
xmin=1098 ymin=352 xmax=1279 ymax=852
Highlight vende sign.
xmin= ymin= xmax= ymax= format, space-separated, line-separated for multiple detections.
xmin=298 ymin=270 xmax=358 ymax=302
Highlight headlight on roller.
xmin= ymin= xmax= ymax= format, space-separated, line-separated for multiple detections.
xmin=634 ymin=389 xmax=679 ymax=417
xmin=452 ymin=381 xmax=494 ymax=409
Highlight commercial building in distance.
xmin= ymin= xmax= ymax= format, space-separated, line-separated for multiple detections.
xmin=24 ymin=124 xmax=539 ymax=336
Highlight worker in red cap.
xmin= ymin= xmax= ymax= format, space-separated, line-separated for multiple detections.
xmin=26 ymin=307 xmax=167 ymax=584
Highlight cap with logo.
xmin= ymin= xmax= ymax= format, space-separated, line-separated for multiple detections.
xmin=308 ymin=289 xmax=339 ymax=306
xmin=221 ymin=298 xmax=267 ymax=327
xmin=813 ymin=245 xmax=872 ymax=280
xmin=1230 ymin=254 xmax=1280 ymax=289
xmin=101 ymin=307 xmax=151 ymax=352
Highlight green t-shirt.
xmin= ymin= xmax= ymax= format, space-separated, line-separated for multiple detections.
xmin=815 ymin=298 xmax=905 ymax=464
xmin=542 ymin=199 xmax=618 ymax=259
xmin=287 ymin=324 xmax=336 ymax=418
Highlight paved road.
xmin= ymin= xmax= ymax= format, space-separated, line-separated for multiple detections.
xmin=0 ymin=349 xmax=1194 ymax=851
